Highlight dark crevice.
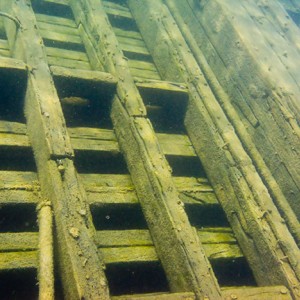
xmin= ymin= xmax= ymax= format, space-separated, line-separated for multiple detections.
xmin=0 ymin=269 xmax=38 ymax=300
xmin=105 ymin=262 xmax=169 ymax=296
xmin=0 ymin=204 xmax=38 ymax=232
xmin=91 ymin=204 xmax=147 ymax=230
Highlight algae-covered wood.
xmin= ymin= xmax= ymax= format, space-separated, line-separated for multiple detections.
xmin=128 ymin=1 xmax=300 ymax=298
xmin=1 ymin=1 xmax=110 ymax=299
xmin=70 ymin=0 xmax=222 ymax=298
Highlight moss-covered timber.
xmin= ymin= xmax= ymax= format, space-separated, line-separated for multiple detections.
xmin=171 ymin=0 xmax=300 ymax=221
xmin=69 ymin=0 xmax=222 ymax=299
xmin=128 ymin=0 xmax=300 ymax=298
xmin=0 ymin=0 xmax=110 ymax=299
xmin=163 ymin=0 xmax=300 ymax=247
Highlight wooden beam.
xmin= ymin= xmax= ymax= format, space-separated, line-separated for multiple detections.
xmin=70 ymin=0 xmax=222 ymax=298
xmin=128 ymin=0 xmax=300 ymax=298
xmin=222 ymin=286 xmax=292 ymax=300
xmin=112 ymin=292 xmax=196 ymax=300
xmin=177 ymin=0 xmax=300 ymax=222
xmin=0 ymin=251 xmax=38 ymax=270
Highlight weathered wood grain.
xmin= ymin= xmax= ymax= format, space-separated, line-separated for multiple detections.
xmin=164 ymin=0 xmax=300 ymax=245
xmin=0 ymin=232 xmax=38 ymax=251
xmin=70 ymin=0 xmax=222 ymax=298
xmin=128 ymin=0 xmax=300 ymax=298
xmin=179 ymin=0 xmax=300 ymax=221
xmin=35 ymin=13 xmax=76 ymax=28
xmin=47 ymin=55 xmax=91 ymax=70
xmin=112 ymin=292 xmax=196 ymax=300
xmin=0 ymin=251 xmax=38 ymax=270
xmin=222 ymin=286 xmax=292 ymax=300
xmin=1 ymin=1 xmax=110 ymax=299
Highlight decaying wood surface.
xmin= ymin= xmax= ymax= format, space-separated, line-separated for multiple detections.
xmin=128 ymin=0 xmax=300 ymax=298
xmin=0 ymin=0 xmax=110 ymax=299
xmin=164 ymin=0 xmax=300 ymax=246
xmin=69 ymin=0 xmax=222 ymax=299
xmin=174 ymin=0 xmax=300 ymax=222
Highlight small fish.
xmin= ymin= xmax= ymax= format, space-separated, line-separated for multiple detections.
xmin=61 ymin=97 xmax=90 ymax=107
xmin=145 ymin=104 xmax=163 ymax=113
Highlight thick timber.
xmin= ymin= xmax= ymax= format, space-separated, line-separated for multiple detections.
xmin=69 ymin=0 xmax=222 ymax=299
xmin=163 ymin=0 xmax=300 ymax=246
xmin=128 ymin=0 xmax=300 ymax=298
xmin=176 ymin=0 xmax=300 ymax=220
xmin=1 ymin=0 xmax=110 ymax=299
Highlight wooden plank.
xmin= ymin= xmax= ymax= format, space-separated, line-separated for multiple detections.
xmin=44 ymin=0 xmax=69 ymax=6
xmin=68 ymin=127 xmax=117 ymax=141
xmin=114 ymin=27 xmax=143 ymax=40
xmin=70 ymin=136 xmax=119 ymax=152
xmin=103 ymin=1 xmax=131 ymax=13
xmin=0 ymin=132 xmax=30 ymax=147
xmin=112 ymin=292 xmax=195 ymax=300
xmin=83 ymin=173 xmax=217 ymax=206
xmin=0 ymin=251 xmax=38 ymax=270
xmin=37 ymin=20 xmax=80 ymax=37
xmin=222 ymin=286 xmax=292 ymax=300
xmin=35 ymin=13 xmax=76 ymax=28
xmin=0 ymin=120 xmax=27 ymax=134
xmin=0 ymin=56 xmax=27 ymax=72
xmin=130 ymin=67 xmax=161 ymax=80
xmin=113 ymin=292 xmax=195 ymax=300
xmin=68 ymin=127 xmax=119 ymax=152
xmin=0 ymin=38 xmax=9 ymax=49
xmin=87 ymin=190 xmax=139 ymax=205
xmin=117 ymin=35 xmax=148 ymax=49
xmin=40 ymin=28 xmax=82 ymax=44
xmin=121 ymin=42 xmax=150 ymax=56
xmin=0 ymin=232 xmax=38 ymax=251
xmin=47 ymin=55 xmax=91 ymax=70
xmin=128 ymin=59 xmax=158 ymax=72
xmin=156 ymin=133 xmax=196 ymax=157
xmin=45 ymin=46 xmax=89 ymax=61
xmin=135 ymin=78 xmax=187 ymax=94
xmin=103 ymin=1 xmax=132 ymax=19
xmin=0 ymin=48 xmax=10 ymax=57
xmin=50 ymin=65 xmax=116 ymax=84
xmin=69 ymin=128 xmax=195 ymax=157
xmin=100 ymin=244 xmax=242 ymax=264
xmin=101 ymin=246 xmax=157 ymax=264
xmin=0 ymin=171 xmax=38 ymax=189
xmin=80 ymin=174 xmax=134 ymax=192
xmin=0 ymin=190 xmax=39 ymax=205
xmin=96 ymin=228 xmax=238 ymax=248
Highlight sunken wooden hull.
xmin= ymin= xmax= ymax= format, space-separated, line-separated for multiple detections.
xmin=0 ymin=0 xmax=299 ymax=299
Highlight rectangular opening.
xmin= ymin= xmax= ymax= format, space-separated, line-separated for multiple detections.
xmin=139 ymin=86 xmax=188 ymax=134
xmin=0 ymin=146 xmax=36 ymax=172
xmin=74 ymin=150 xmax=128 ymax=174
xmin=166 ymin=155 xmax=206 ymax=177
xmin=91 ymin=204 xmax=147 ymax=230
xmin=184 ymin=203 xmax=230 ymax=227
xmin=0 ymin=204 xmax=38 ymax=233
xmin=53 ymin=74 xmax=115 ymax=129
xmin=105 ymin=261 xmax=169 ymax=296
xmin=0 ymin=269 xmax=38 ymax=299
xmin=212 ymin=257 xmax=257 ymax=287
xmin=43 ymin=39 xmax=86 ymax=52
xmin=0 ymin=67 xmax=27 ymax=123
xmin=32 ymin=0 xmax=74 ymax=19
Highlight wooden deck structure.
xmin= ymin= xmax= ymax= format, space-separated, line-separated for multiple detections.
xmin=0 ymin=0 xmax=299 ymax=299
